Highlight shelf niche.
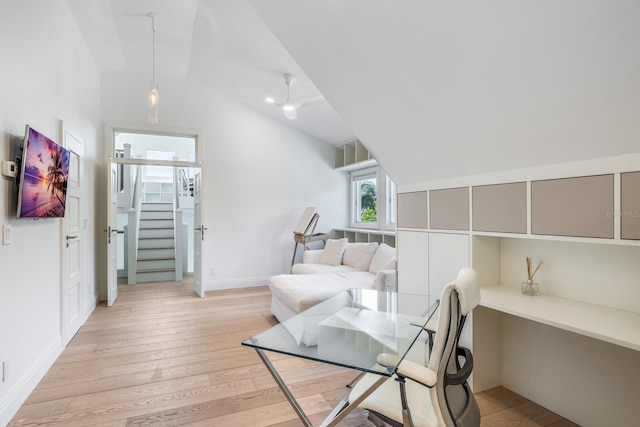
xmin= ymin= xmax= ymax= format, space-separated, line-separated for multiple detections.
xmin=334 ymin=139 xmax=377 ymax=171
xmin=332 ymin=228 xmax=396 ymax=248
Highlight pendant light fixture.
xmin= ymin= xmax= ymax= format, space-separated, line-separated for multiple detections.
xmin=147 ymin=13 xmax=159 ymax=124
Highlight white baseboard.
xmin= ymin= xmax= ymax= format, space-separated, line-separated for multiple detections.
xmin=0 ymin=337 xmax=62 ymax=426
xmin=204 ymin=276 xmax=270 ymax=291
xmin=80 ymin=293 xmax=99 ymax=326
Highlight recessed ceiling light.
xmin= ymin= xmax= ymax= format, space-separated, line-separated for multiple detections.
xmin=265 ymin=97 xmax=275 ymax=104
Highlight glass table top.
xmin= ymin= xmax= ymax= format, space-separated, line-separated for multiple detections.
xmin=242 ymin=289 xmax=439 ymax=376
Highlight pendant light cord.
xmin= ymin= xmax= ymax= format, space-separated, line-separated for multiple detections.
xmin=149 ymin=13 xmax=156 ymax=86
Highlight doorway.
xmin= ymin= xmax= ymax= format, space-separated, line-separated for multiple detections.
xmin=105 ymin=124 xmax=205 ymax=302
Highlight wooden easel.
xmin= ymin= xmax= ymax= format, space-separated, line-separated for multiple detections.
xmin=291 ymin=207 xmax=329 ymax=270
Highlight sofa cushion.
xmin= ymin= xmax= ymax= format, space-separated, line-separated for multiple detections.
xmin=302 ymin=249 xmax=323 ymax=264
xmin=368 ymin=243 xmax=396 ymax=274
xmin=291 ymin=263 xmax=355 ymax=274
xmin=320 ymin=238 xmax=348 ymax=266
xmin=343 ymin=242 xmax=379 ymax=271
xmin=380 ymin=257 xmax=396 ymax=271
xmin=269 ymin=271 xmax=375 ymax=314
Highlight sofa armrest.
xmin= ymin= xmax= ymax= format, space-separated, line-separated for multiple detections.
xmin=302 ymin=249 xmax=323 ymax=264
xmin=374 ymin=269 xmax=397 ymax=292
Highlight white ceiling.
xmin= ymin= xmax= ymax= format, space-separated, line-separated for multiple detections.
xmin=248 ymin=0 xmax=640 ymax=185
xmin=68 ymin=1 xmax=640 ymax=185
xmin=66 ymin=0 xmax=356 ymax=145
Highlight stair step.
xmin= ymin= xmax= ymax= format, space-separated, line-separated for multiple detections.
xmin=136 ymin=270 xmax=176 ymax=283
xmin=140 ymin=211 xmax=173 ymax=220
xmin=139 ymin=238 xmax=174 ymax=249
xmin=139 ymin=228 xmax=174 ymax=239
xmin=140 ymin=219 xmax=174 ymax=229
xmin=138 ymin=259 xmax=176 ymax=270
xmin=141 ymin=203 xmax=173 ymax=212
xmin=138 ymin=248 xmax=175 ymax=260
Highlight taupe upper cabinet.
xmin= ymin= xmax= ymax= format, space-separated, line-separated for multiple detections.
xmin=473 ymin=182 xmax=527 ymax=234
xmin=397 ymin=191 xmax=428 ymax=229
xmin=531 ymin=175 xmax=614 ymax=238
xmin=621 ymin=172 xmax=640 ymax=240
xmin=430 ymin=187 xmax=469 ymax=231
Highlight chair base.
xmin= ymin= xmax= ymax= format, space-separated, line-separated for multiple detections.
xmin=368 ymin=411 xmax=403 ymax=427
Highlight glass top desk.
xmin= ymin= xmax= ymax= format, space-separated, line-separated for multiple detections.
xmin=242 ymin=289 xmax=439 ymax=427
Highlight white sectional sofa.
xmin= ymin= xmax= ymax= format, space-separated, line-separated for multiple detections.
xmin=269 ymin=239 xmax=397 ymax=323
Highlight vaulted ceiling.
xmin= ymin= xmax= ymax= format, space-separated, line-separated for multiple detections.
xmin=69 ymin=1 xmax=640 ymax=185
xmin=67 ymin=0 xmax=356 ymax=145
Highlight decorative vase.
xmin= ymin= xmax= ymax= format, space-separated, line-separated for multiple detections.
xmin=521 ymin=279 xmax=539 ymax=296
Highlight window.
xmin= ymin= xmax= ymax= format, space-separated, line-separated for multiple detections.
xmin=145 ymin=150 xmax=175 ymax=178
xmin=353 ymin=172 xmax=378 ymax=225
xmin=387 ymin=176 xmax=396 ymax=226
xmin=349 ymin=167 xmax=396 ymax=229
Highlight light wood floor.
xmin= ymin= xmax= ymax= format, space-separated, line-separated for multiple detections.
xmin=10 ymin=281 xmax=579 ymax=426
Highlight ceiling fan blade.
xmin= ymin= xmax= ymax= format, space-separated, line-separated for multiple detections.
xmin=295 ymin=95 xmax=325 ymax=108
xmin=283 ymin=108 xmax=297 ymax=120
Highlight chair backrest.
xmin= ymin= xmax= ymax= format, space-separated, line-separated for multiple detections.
xmin=428 ymin=267 xmax=481 ymax=427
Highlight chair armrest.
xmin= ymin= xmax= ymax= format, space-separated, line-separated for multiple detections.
xmin=446 ymin=346 xmax=473 ymax=385
xmin=376 ymin=353 xmax=437 ymax=388
xmin=376 ymin=353 xmax=400 ymax=368
xmin=302 ymin=249 xmax=323 ymax=264
xmin=374 ymin=269 xmax=397 ymax=292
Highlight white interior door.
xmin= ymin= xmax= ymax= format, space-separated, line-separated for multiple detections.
xmin=193 ymin=171 xmax=204 ymax=297
xmin=62 ymin=126 xmax=83 ymax=345
xmin=107 ymin=161 xmax=118 ymax=306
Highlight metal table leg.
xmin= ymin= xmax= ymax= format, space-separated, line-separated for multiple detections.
xmin=254 ymin=348 xmax=313 ymax=426
xmin=255 ymin=348 xmax=392 ymax=427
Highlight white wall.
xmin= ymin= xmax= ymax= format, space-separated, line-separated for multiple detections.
xmin=250 ymin=0 xmax=640 ymax=186
xmin=0 ymin=1 xmax=101 ymax=424
xmin=101 ymin=69 xmax=347 ymax=291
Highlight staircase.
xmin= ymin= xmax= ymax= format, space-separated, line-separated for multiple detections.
xmin=136 ymin=202 xmax=177 ymax=283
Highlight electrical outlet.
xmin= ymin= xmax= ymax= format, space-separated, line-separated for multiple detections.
xmin=3 ymin=224 xmax=12 ymax=245
xmin=210 ymin=267 xmax=216 ymax=276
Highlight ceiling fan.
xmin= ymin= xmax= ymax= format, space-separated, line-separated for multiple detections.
xmin=265 ymin=73 xmax=324 ymax=120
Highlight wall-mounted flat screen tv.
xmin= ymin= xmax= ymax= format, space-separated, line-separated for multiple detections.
xmin=17 ymin=126 xmax=70 ymax=218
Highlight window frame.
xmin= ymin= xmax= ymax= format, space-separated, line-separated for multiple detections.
xmin=349 ymin=166 xmax=396 ymax=230
xmin=144 ymin=150 xmax=176 ymax=180
xmin=350 ymin=168 xmax=379 ymax=229
xmin=386 ymin=175 xmax=397 ymax=229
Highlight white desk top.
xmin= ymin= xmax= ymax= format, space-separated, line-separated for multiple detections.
xmin=480 ymin=286 xmax=640 ymax=352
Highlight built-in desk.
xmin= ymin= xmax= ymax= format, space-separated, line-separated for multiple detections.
xmin=474 ymin=285 xmax=640 ymax=427
xmin=480 ymin=286 xmax=640 ymax=352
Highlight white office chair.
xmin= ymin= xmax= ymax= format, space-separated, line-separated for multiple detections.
xmin=349 ymin=268 xmax=481 ymax=427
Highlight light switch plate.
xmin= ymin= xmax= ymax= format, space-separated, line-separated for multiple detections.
xmin=2 ymin=224 xmax=11 ymax=245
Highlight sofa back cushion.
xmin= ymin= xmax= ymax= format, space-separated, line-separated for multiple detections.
xmin=343 ymin=242 xmax=379 ymax=271
xmin=368 ymin=243 xmax=397 ymax=274
xmin=320 ymin=238 xmax=348 ymax=266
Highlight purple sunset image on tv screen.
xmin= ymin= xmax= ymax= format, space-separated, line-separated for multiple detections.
xmin=18 ymin=127 xmax=70 ymax=218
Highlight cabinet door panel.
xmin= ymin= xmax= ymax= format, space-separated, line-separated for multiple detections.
xmin=531 ymin=175 xmax=613 ymax=238
xmin=473 ymin=182 xmax=527 ymax=233
xmin=428 ymin=233 xmax=470 ymax=299
xmin=621 ymin=172 xmax=640 ymax=240
xmin=397 ymin=191 xmax=428 ymax=229
xmin=397 ymin=231 xmax=429 ymax=295
xmin=430 ymin=187 xmax=469 ymax=230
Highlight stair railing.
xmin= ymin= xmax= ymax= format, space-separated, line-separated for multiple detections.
xmin=172 ymin=163 xmax=184 ymax=281
xmin=127 ymin=164 xmax=143 ymax=285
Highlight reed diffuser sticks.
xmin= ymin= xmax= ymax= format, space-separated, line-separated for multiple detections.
xmin=526 ymin=256 xmax=543 ymax=281
xmin=523 ymin=256 xmax=543 ymax=296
